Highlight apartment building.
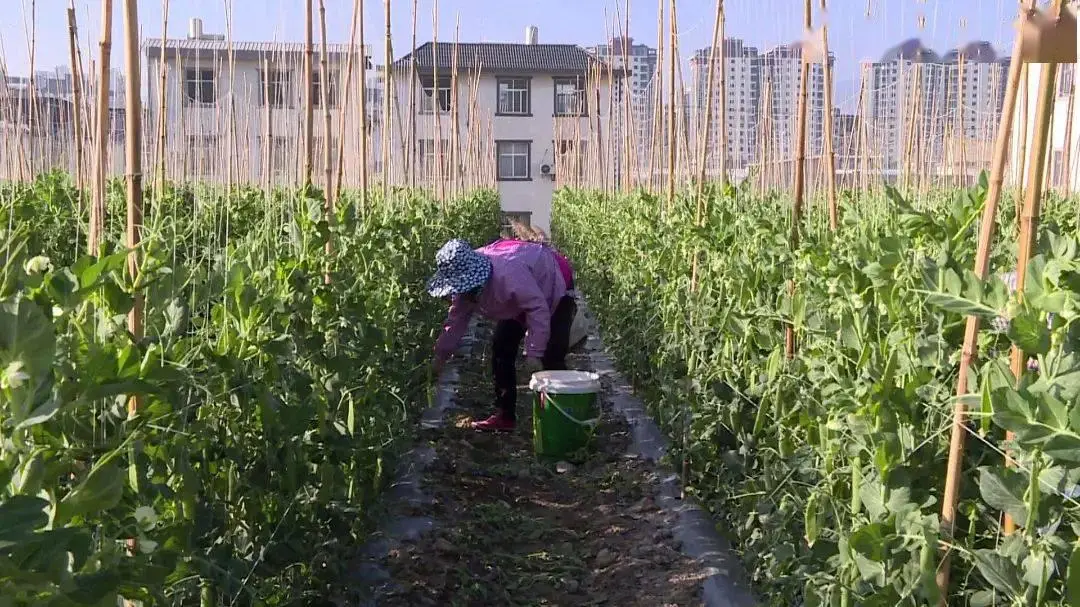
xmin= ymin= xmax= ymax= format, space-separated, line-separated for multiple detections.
xmin=587 ymin=37 xmax=657 ymax=169
xmin=144 ymin=18 xmax=373 ymax=184
xmin=391 ymin=28 xmax=616 ymax=233
xmin=760 ymin=42 xmax=831 ymax=161
xmin=690 ymin=38 xmax=762 ymax=173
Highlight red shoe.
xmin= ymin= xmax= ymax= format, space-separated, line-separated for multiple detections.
xmin=471 ymin=413 xmax=516 ymax=432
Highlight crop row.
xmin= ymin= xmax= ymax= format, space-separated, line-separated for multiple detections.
xmin=554 ymin=181 xmax=1080 ymax=606
xmin=1 ymin=174 xmax=500 ymax=605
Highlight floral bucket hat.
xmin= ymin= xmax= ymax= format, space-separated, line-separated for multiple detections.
xmin=426 ymin=239 xmax=493 ymax=298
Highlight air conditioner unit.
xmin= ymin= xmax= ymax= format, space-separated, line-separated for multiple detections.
xmin=540 ymin=163 xmax=555 ymax=179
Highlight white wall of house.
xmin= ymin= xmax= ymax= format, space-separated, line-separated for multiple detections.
xmin=1009 ymin=63 xmax=1078 ymax=191
xmin=394 ymin=71 xmax=613 ymax=234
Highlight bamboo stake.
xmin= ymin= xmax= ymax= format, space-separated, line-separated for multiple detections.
xmin=27 ymin=0 xmax=36 ymax=177
xmin=1005 ymin=59 xmax=1060 ymax=537
xmin=263 ymin=56 xmax=272 ymax=190
xmin=121 ymin=0 xmax=143 ymax=417
xmin=335 ymin=0 xmax=361 ymax=200
xmin=358 ymin=0 xmax=368 ymax=200
xmin=407 ymin=0 xmax=418 ymax=188
xmin=318 ymin=0 xmax=332 ymax=199
xmin=665 ymin=0 xmax=676 ymax=210
xmin=819 ymin=0 xmax=837 ymax=230
xmin=303 ymin=0 xmax=314 ymax=187
xmin=648 ymin=0 xmax=663 ymax=194
xmin=450 ymin=17 xmax=460 ymax=199
xmin=89 ymin=0 xmax=112 ymax=255
xmin=431 ymin=0 xmax=442 ymax=199
xmin=382 ymin=0 xmax=392 ymax=199
xmin=786 ymin=0 xmax=812 ymax=359
xmin=155 ymin=0 xmax=169 ymax=190
xmin=936 ymin=3 xmax=1041 ymax=599
xmin=1061 ymin=76 xmax=1075 ymax=194
xmin=66 ymin=6 xmax=85 ymax=193
xmin=695 ymin=0 xmax=723 ymax=201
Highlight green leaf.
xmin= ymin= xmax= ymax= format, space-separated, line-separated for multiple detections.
xmin=1066 ymin=543 xmax=1080 ymax=606
xmin=974 ymin=549 xmax=1023 ymax=596
xmin=1022 ymin=550 xmax=1054 ymax=587
xmin=0 ymin=495 xmax=49 ymax=544
xmin=56 ymin=461 xmax=125 ymax=525
xmin=850 ymin=522 xmax=889 ymax=562
xmin=1008 ymin=309 xmax=1051 ymax=355
xmin=922 ymin=291 xmax=999 ymax=319
xmin=0 ymin=296 xmax=55 ymax=390
xmin=13 ymin=395 xmax=60 ymax=430
xmin=978 ymin=467 xmax=1029 ymax=527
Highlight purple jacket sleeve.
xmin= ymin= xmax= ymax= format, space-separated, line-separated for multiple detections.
xmin=513 ymin=277 xmax=553 ymax=358
xmin=434 ymin=296 xmax=476 ymax=358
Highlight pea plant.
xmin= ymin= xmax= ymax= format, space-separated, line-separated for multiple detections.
xmin=0 ymin=176 xmax=500 ymax=605
xmin=554 ymin=179 xmax=1079 ymax=606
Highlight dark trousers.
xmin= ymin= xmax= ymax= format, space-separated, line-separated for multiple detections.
xmin=492 ymin=295 xmax=577 ymax=421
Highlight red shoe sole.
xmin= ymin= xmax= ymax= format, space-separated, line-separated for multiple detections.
xmin=470 ymin=422 xmax=516 ymax=433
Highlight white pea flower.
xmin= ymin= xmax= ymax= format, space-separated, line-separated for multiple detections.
xmin=1 ymin=361 xmax=29 ymax=390
xmin=24 ymin=256 xmax=53 ymax=275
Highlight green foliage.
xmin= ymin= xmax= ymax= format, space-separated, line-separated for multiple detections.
xmin=0 ymin=175 xmax=500 ymax=605
xmin=554 ymin=181 xmax=1080 ymax=606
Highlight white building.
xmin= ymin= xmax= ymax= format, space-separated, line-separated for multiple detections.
xmin=144 ymin=18 xmax=372 ymax=185
xmin=690 ymin=39 xmax=762 ymax=172
xmin=587 ymin=37 xmax=657 ymax=170
xmin=760 ymin=43 xmax=830 ymax=161
xmin=391 ymin=28 xmax=617 ymax=233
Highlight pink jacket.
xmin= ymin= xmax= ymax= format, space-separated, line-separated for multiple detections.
xmin=434 ymin=240 xmax=568 ymax=358
xmin=488 ymin=238 xmax=574 ymax=289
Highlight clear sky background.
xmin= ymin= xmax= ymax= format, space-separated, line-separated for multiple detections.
xmin=2 ymin=0 xmax=1028 ymax=111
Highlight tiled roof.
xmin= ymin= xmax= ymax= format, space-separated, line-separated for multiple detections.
xmin=392 ymin=42 xmax=606 ymax=74
xmin=942 ymin=41 xmax=998 ymax=63
xmin=143 ymin=37 xmax=369 ymax=57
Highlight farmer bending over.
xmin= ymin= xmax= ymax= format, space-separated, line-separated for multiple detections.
xmin=429 ymin=238 xmax=577 ymax=432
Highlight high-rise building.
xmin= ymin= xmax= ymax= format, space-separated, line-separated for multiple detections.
xmin=760 ymin=42 xmax=831 ymax=160
xmin=690 ymin=39 xmax=762 ymax=172
xmin=587 ymin=37 xmax=658 ymax=167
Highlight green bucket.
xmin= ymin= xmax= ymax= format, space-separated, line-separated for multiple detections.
xmin=529 ymin=370 xmax=601 ymax=459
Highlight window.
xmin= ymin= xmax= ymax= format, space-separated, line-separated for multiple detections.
xmin=312 ymin=72 xmax=338 ymax=108
xmin=496 ymin=140 xmax=531 ymax=181
xmin=417 ymin=138 xmax=450 ymax=178
xmin=553 ymin=139 xmax=587 ymax=178
xmin=497 ymin=77 xmax=530 ymax=115
xmin=500 ymin=211 xmax=532 ymax=238
xmin=261 ymin=70 xmax=292 ymax=108
xmin=420 ymin=76 xmax=451 ymax=113
xmin=184 ymin=68 xmax=215 ymax=105
xmin=554 ymin=77 xmax=587 ymax=116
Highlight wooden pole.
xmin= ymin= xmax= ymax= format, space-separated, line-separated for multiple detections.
xmin=358 ymin=0 xmax=368 ymax=199
xmin=1061 ymin=76 xmax=1075 ymax=194
xmin=318 ymin=0 xmax=332 ymax=198
xmin=665 ymin=0 xmax=676 ymax=209
xmin=89 ymin=0 xmax=112 ymax=255
xmin=819 ymin=0 xmax=837 ymax=231
xmin=786 ymin=0 xmax=811 ymax=359
xmin=936 ymin=2 xmax=1041 ymax=600
xmin=1005 ymin=60 xmax=1059 ymax=536
xmin=121 ymin=0 xmax=143 ymax=409
xmin=335 ymin=0 xmax=361 ymax=199
xmin=383 ymin=0 xmax=393 ymax=197
xmin=695 ymin=0 xmax=723 ymax=198
xmin=66 ymin=6 xmax=85 ymax=193
xmin=155 ymin=0 xmax=169 ymax=190
xmin=303 ymin=0 xmax=314 ymax=187
xmin=450 ymin=17 xmax=461 ymax=199
xmin=407 ymin=0 xmax=418 ymax=188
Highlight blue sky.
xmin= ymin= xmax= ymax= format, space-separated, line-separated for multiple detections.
xmin=2 ymin=0 xmax=1024 ymax=110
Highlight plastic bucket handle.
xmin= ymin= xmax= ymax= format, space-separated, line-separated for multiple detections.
xmin=541 ymin=392 xmax=599 ymax=428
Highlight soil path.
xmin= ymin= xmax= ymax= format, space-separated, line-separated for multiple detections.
xmin=367 ymin=329 xmax=712 ymax=606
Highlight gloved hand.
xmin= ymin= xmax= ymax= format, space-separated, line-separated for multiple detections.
xmin=522 ymin=356 xmax=544 ymax=377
